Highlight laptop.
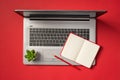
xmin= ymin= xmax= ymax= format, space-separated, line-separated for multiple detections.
xmin=15 ymin=10 xmax=106 ymax=65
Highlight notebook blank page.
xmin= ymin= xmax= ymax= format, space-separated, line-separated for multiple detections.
xmin=61 ymin=33 xmax=85 ymax=61
xmin=76 ymin=40 xmax=100 ymax=68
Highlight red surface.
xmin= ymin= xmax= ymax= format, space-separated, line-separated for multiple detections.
xmin=0 ymin=0 xmax=120 ymax=80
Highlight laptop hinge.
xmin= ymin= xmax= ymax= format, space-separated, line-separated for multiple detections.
xmin=29 ymin=14 xmax=90 ymax=21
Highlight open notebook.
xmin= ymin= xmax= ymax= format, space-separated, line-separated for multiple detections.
xmin=60 ymin=33 xmax=100 ymax=68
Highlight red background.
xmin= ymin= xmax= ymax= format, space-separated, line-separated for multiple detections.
xmin=0 ymin=0 xmax=120 ymax=80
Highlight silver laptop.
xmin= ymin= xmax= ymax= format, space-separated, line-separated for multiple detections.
xmin=15 ymin=10 xmax=106 ymax=65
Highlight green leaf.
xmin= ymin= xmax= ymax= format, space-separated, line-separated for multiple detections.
xmin=31 ymin=50 xmax=35 ymax=53
xmin=28 ymin=58 xmax=31 ymax=62
xmin=26 ymin=50 xmax=31 ymax=55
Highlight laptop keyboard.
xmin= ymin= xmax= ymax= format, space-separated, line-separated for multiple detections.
xmin=29 ymin=28 xmax=89 ymax=46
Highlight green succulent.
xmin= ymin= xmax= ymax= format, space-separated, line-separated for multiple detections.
xmin=25 ymin=49 xmax=37 ymax=62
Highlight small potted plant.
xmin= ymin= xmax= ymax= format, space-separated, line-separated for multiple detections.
xmin=25 ymin=49 xmax=37 ymax=62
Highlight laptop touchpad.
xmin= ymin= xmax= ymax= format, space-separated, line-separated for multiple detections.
xmin=43 ymin=48 xmax=61 ymax=61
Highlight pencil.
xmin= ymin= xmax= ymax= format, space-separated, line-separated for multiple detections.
xmin=54 ymin=55 xmax=80 ymax=70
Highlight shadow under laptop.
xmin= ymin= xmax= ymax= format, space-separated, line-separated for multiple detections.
xmin=92 ymin=19 xmax=120 ymax=69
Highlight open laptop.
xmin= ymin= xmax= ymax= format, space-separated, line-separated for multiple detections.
xmin=15 ymin=10 xmax=106 ymax=65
